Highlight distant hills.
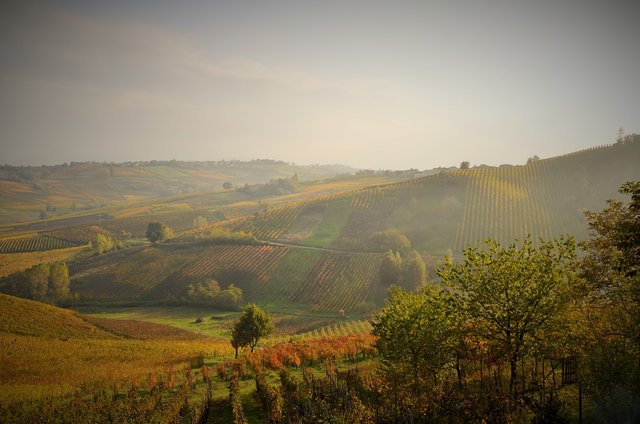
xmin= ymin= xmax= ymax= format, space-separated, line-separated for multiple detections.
xmin=0 ymin=159 xmax=355 ymax=225
xmin=0 ymin=137 xmax=638 ymax=312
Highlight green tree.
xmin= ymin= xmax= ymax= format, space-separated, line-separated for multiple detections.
xmin=460 ymin=161 xmax=470 ymax=169
xmin=402 ymin=250 xmax=427 ymax=291
xmin=579 ymin=181 xmax=640 ymax=420
xmin=372 ymin=285 xmax=455 ymax=395
xmin=96 ymin=233 xmax=114 ymax=254
xmin=25 ymin=264 xmax=49 ymax=300
xmin=230 ymin=304 xmax=274 ymax=358
xmin=215 ymin=283 xmax=243 ymax=310
xmin=146 ymin=222 xmax=174 ymax=243
xmin=186 ymin=279 xmax=221 ymax=303
xmin=437 ymin=236 xmax=578 ymax=397
xmin=379 ymin=250 xmax=403 ymax=287
xmin=371 ymin=228 xmax=411 ymax=253
xmin=48 ymin=263 xmax=70 ymax=300
xmin=223 ymin=181 xmax=233 ymax=190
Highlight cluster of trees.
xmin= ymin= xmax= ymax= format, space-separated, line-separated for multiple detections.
xmin=2 ymin=263 xmax=73 ymax=304
xmin=237 ymin=174 xmax=300 ymax=196
xmin=370 ymin=228 xmax=412 ymax=253
xmin=230 ymin=304 xmax=274 ymax=358
xmin=195 ymin=228 xmax=258 ymax=245
xmin=370 ymin=181 xmax=640 ymax=422
xmin=184 ymin=279 xmax=243 ymax=310
xmin=145 ymin=222 xmax=174 ymax=243
xmin=378 ymin=250 xmax=427 ymax=293
xmin=95 ymin=233 xmax=125 ymax=254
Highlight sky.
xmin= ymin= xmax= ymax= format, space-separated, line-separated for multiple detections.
xmin=1 ymin=0 xmax=639 ymax=170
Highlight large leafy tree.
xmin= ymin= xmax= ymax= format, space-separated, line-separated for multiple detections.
xmin=581 ymin=181 xmax=640 ymax=344
xmin=230 ymin=304 xmax=274 ymax=358
xmin=372 ymin=285 xmax=455 ymax=394
xmin=438 ymin=236 xmax=578 ymax=397
xmin=579 ymin=182 xmax=640 ymax=420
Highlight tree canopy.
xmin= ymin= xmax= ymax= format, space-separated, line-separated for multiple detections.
xmin=145 ymin=222 xmax=174 ymax=243
xmin=230 ymin=303 xmax=274 ymax=358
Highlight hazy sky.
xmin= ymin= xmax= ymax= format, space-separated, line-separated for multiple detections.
xmin=1 ymin=0 xmax=639 ymax=169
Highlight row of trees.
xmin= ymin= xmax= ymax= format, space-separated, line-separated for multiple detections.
xmin=2 ymin=263 xmax=73 ymax=304
xmin=371 ymin=181 xmax=640 ymax=422
xmin=185 ymin=279 xmax=243 ymax=310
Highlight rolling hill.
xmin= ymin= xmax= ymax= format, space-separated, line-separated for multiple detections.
xmin=0 ymin=138 xmax=638 ymax=316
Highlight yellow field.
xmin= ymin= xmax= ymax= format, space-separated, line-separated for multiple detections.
xmin=0 ymin=294 xmax=233 ymax=402
xmin=0 ymin=245 xmax=88 ymax=277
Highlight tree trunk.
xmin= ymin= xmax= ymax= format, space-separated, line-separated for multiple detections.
xmin=510 ymin=358 xmax=518 ymax=398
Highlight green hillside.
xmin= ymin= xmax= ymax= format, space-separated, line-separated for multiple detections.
xmin=1 ymin=139 xmax=638 ymax=317
xmin=211 ymin=138 xmax=640 ymax=256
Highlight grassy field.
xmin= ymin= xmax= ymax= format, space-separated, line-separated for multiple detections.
xmin=0 ymin=294 xmax=233 ymax=405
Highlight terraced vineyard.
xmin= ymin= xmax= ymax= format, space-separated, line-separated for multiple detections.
xmin=48 ymin=225 xmax=115 ymax=244
xmin=0 ymin=233 xmax=82 ymax=253
xmin=290 ymin=252 xmax=382 ymax=312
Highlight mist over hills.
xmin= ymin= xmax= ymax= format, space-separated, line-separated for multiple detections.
xmin=2 ymin=138 xmax=637 ymax=310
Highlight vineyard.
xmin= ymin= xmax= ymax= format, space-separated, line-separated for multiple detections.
xmin=451 ymin=164 xmax=555 ymax=251
xmin=250 ymin=248 xmax=323 ymax=305
xmin=217 ymin=202 xmax=260 ymax=220
xmin=177 ymin=244 xmax=290 ymax=295
xmin=0 ymin=245 xmax=88 ymax=278
xmin=103 ymin=209 xmax=218 ymax=237
xmin=0 ymin=233 xmax=83 ymax=253
xmin=290 ymin=252 xmax=382 ymax=312
xmin=71 ymin=245 xmax=200 ymax=300
xmin=48 ymin=225 xmax=115 ymax=244
xmin=266 ymin=319 xmax=373 ymax=345
xmin=230 ymin=202 xmax=304 ymax=240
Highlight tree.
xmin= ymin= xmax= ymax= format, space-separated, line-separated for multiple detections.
xmin=370 ymin=229 xmax=411 ymax=253
xmin=146 ymin=222 xmax=174 ymax=243
xmin=372 ymin=285 xmax=455 ymax=395
xmin=230 ymin=304 xmax=274 ymax=358
xmin=192 ymin=216 xmax=208 ymax=229
xmin=379 ymin=250 xmax=403 ymax=287
xmin=402 ymin=250 xmax=427 ymax=291
xmin=438 ymin=236 xmax=578 ymax=397
xmin=526 ymin=155 xmax=540 ymax=165
xmin=96 ymin=233 xmax=114 ymax=254
xmin=223 ymin=181 xmax=233 ymax=190
xmin=25 ymin=264 xmax=49 ymax=300
xmin=579 ymin=181 xmax=640 ymax=419
xmin=216 ymin=283 xmax=243 ymax=310
xmin=49 ymin=263 xmax=70 ymax=300
xmin=460 ymin=161 xmax=470 ymax=169
xmin=186 ymin=279 xmax=221 ymax=303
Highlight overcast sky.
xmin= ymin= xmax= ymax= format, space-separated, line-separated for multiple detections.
xmin=1 ymin=0 xmax=638 ymax=169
